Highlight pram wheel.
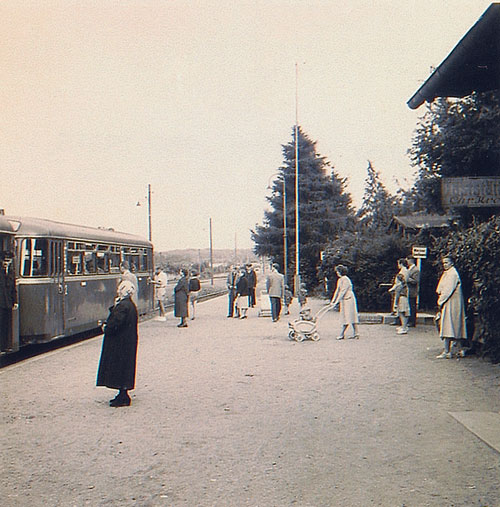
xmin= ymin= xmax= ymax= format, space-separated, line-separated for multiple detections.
xmin=311 ymin=332 xmax=320 ymax=341
xmin=288 ymin=330 xmax=296 ymax=341
xmin=295 ymin=333 xmax=305 ymax=342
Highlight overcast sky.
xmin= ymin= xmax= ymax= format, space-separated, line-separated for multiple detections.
xmin=1 ymin=0 xmax=492 ymax=251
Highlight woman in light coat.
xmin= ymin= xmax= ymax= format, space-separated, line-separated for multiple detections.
xmin=329 ymin=265 xmax=359 ymax=340
xmin=435 ymin=256 xmax=467 ymax=359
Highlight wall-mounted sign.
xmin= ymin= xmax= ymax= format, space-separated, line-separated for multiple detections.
xmin=412 ymin=246 xmax=427 ymax=259
xmin=442 ymin=177 xmax=500 ymax=207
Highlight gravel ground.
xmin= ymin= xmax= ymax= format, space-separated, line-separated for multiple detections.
xmin=1 ymin=292 xmax=500 ymax=507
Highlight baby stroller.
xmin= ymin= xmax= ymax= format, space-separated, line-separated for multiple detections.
xmin=287 ymin=305 xmax=331 ymax=342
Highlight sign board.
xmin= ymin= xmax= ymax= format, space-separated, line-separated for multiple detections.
xmin=412 ymin=246 xmax=427 ymax=259
xmin=442 ymin=177 xmax=500 ymax=207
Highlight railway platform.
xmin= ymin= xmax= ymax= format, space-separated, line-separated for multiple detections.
xmin=2 ymin=295 xmax=500 ymax=506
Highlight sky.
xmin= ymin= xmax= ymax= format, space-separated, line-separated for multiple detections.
xmin=1 ymin=0 xmax=493 ymax=251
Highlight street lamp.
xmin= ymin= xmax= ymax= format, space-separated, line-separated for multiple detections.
xmin=294 ymin=62 xmax=300 ymax=296
xmin=136 ymin=183 xmax=152 ymax=242
xmin=267 ymin=173 xmax=288 ymax=285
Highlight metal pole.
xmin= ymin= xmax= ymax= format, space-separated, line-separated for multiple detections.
xmin=209 ymin=217 xmax=214 ymax=286
xmin=147 ymin=183 xmax=152 ymax=242
xmin=283 ymin=178 xmax=288 ymax=286
xmin=294 ymin=62 xmax=300 ymax=296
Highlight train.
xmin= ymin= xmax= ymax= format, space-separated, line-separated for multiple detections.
xmin=0 ymin=215 xmax=154 ymax=354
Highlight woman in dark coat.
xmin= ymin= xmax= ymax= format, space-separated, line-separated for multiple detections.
xmin=96 ymin=280 xmax=138 ymax=407
xmin=174 ymin=268 xmax=189 ymax=327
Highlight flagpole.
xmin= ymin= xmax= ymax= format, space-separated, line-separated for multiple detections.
xmin=294 ymin=62 xmax=300 ymax=296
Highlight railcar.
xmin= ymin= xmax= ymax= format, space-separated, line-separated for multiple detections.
xmin=0 ymin=216 xmax=154 ymax=354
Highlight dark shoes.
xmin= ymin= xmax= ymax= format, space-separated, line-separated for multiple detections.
xmin=109 ymin=394 xmax=131 ymax=407
xmin=177 ymin=323 xmax=188 ymax=328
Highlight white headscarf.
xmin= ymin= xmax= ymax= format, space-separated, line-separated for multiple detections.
xmin=117 ymin=280 xmax=136 ymax=301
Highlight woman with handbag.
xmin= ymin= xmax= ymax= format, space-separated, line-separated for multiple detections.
xmin=435 ymin=256 xmax=467 ymax=359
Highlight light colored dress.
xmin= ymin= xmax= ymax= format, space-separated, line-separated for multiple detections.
xmin=331 ymin=275 xmax=359 ymax=325
xmin=436 ymin=266 xmax=467 ymax=339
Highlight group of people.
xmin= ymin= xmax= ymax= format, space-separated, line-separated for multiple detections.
xmin=96 ymin=253 xmax=469 ymax=408
xmin=388 ymin=256 xmax=420 ymax=335
xmin=151 ymin=266 xmax=201 ymax=327
xmin=226 ymin=263 xmax=258 ymax=319
xmin=226 ymin=262 xmax=290 ymax=322
xmin=96 ymin=262 xmax=201 ymax=407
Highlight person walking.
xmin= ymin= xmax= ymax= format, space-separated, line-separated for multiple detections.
xmin=266 ymin=263 xmax=285 ymax=322
xmin=174 ymin=268 xmax=189 ymax=328
xmin=245 ymin=264 xmax=257 ymax=308
xmin=329 ymin=264 xmax=359 ymax=340
xmin=226 ymin=265 xmax=239 ymax=318
xmin=96 ymin=280 xmax=138 ymax=407
xmin=406 ymin=257 xmax=420 ymax=327
xmin=188 ymin=271 xmax=201 ymax=320
xmin=435 ymin=256 xmax=467 ymax=359
xmin=152 ymin=266 xmax=168 ymax=320
xmin=235 ymin=267 xmax=249 ymax=319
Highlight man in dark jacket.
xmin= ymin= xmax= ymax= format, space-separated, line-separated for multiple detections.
xmin=245 ymin=264 xmax=257 ymax=308
xmin=96 ymin=280 xmax=138 ymax=407
xmin=406 ymin=257 xmax=420 ymax=327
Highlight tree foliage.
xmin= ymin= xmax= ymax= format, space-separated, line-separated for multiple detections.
xmin=252 ymin=127 xmax=355 ymax=289
xmin=356 ymin=160 xmax=396 ymax=231
xmin=407 ymin=91 xmax=500 ymax=215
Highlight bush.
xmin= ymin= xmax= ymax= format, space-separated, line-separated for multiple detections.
xmin=433 ymin=216 xmax=500 ymax=363
xmin=319 ymin=231 xmax=412 ymax=312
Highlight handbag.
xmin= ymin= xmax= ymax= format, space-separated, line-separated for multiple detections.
xmin=433 ymin=311 xmax=441 ymax=332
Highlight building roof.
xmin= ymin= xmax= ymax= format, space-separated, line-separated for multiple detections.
xmin=407 ymin=3 xmax=500 ymax=109
xmin=391 ymin=214 xmax=455 ymax=230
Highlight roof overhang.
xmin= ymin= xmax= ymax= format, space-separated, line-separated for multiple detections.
xmin=407 ymin=3 xmax=500 ymax=109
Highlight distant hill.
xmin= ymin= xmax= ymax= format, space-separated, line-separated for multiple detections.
xmin=155 ymin=248 xmax=258 ymax=266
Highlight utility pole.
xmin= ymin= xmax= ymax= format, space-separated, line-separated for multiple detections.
xmin=147 ymin=183 xmax=152 ymax=242
xmin=209 ymin=217 xmax=214 ymax=286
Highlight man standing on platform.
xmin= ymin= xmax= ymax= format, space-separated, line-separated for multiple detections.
xmin=406 ymin=257 xmax=420 ymax=327
xmin=226 ymin=265 xmax=239 ymax=318
xmin=266 ymin=263 xmax=285 ymax=322
xmin=245 ymin=264 xmax=257 ymax=308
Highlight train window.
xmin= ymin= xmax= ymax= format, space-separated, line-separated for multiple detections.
xmin=66 ymin=250 xmax=83 ymax=275
xmin=109 ymin=246 xmax=121 ymax=273
xmin=84 ymin=251 xmax=96 ymax=274
xmin=19 ymin=238 xmax=48 ymax=277
xmin=96 ymin=251 xmax=108 ymax=273
xmin=20 ymin=239 xmax=32 ymax=276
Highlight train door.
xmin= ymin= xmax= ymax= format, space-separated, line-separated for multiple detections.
xmin=0 ymin=231 xmax=16 ymax=352
xmin=50 ymin=240 xmax=65 ymax=337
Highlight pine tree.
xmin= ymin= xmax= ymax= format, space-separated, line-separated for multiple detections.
xmin=356 ymin=161 xmax=395 ymax=231
xmin=252 ymin=127 xmax=355 ymax=289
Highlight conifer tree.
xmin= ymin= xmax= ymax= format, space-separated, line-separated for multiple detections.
xmin=356 ymin=160 xmax=395 ymax=231
xmin=252 ymin=127 xmax=355 ymax=289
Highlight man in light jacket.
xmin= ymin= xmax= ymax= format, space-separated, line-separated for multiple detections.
xmin=266 ymin=263 xmax=285 ymax=322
